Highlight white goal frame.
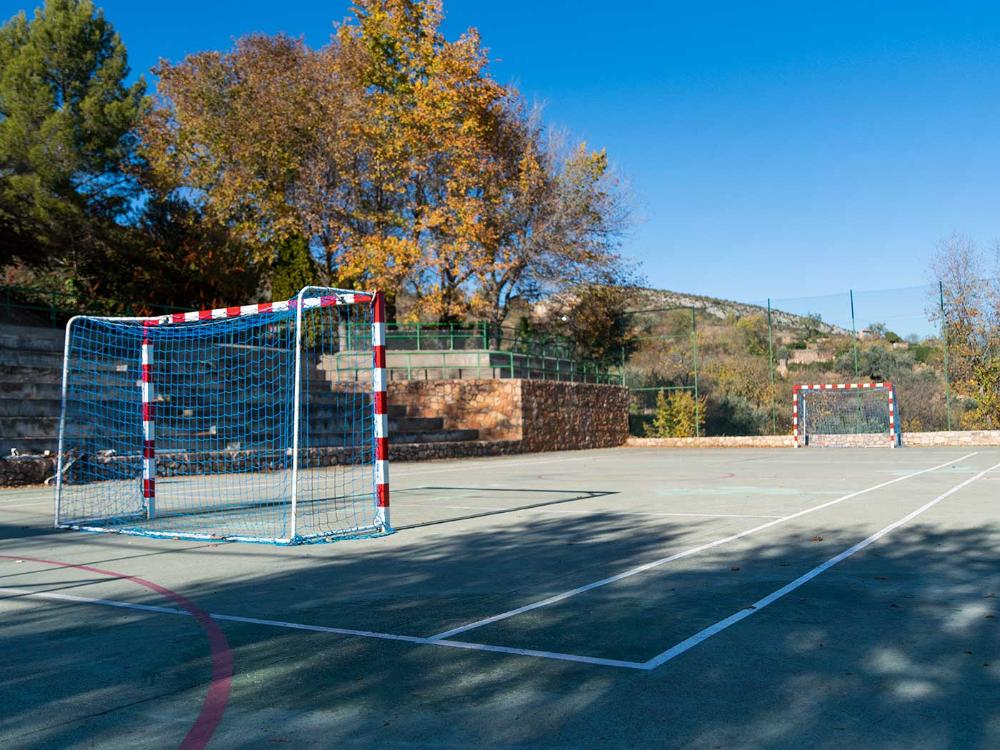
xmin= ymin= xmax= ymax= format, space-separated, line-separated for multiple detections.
xmin=53 ymin=287 xmax=391 ymax=544
xmin=793 ymin=382 xmax=900 ymax=448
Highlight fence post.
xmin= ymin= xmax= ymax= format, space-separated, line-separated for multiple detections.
xmin=939 ymin=281 xmax=952 ymax=431
xmin=482 ymin=322 xmax=488 ymax=350
xmin=690 ymin=309 xmax=701 ymax=437
xmin=767 ymin=298 xmax=777 ymax=434
xmin=849 ymin=289 xmax=860 ymax=378
xmin=416 ymin=322 xmax=421 ymax=351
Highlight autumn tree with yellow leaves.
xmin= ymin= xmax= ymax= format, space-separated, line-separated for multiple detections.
xmin=140 ymin=0 xmax=632 ymax=323
xmin=932 ymin=235 xmax=1000 ymax=429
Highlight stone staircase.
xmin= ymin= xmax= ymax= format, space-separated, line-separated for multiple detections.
xmin=0 ymin=323 xmax=480 ymax=457
xmin=386 ymin=404 xmax=479 ymax=444
xmin=0 ymin=325 xmax=64 ymax=456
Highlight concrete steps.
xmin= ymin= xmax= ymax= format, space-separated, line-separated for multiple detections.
xmin=0 ymin=416 xmax=59 ymax=439
xmin=1 ymin=398 xmax=62 ymax=416
xmin=391 ymin=428 xmax=479 ymax=444
xmin=0 ymin=381 xmax=63 ymax=398
xmin=0 ymin=349 xmax=64 ymax=368
xmin=0 ymin=326 xmax=65 ymax=351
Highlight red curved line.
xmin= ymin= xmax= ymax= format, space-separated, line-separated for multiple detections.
xmin=0 ymin=554 xmax=232 ymax=749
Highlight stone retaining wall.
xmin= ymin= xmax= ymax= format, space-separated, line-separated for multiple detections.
xmin=628 ymin=435 xmax=795 ymax=448
xmin=389 ymin=380 xmax=521 ymax=441
xmin=520 ymin=380 xmax=630 ymax=452
xmin=902 ymin=430 xmax=1000 ymax=446
xmin=389 ymin=379 xmax=629 ymax=452
xmin=0 ymin=380 xmax=630 ymax=486
xmin=628 ymin=430 xmax=1000 ymax=449
xmin=0 ymin=454 xmax=56 ymax=485
xmin=390 ymin=439 xmax=522 ymax=461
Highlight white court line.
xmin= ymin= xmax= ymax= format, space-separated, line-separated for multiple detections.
xmin=642 ymin=458 xmax=1000 ymax=670
xmin=0 ymin=454 xmax=990 ymax=673
xmin=0 ymin=586 xmax=185 ymax=616
xmin=0 ymin=585 xmax=644 ymax=670
xmin=427 ymin=452 xmax=979 ymax=641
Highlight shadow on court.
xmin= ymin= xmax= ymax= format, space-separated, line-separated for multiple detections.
xmin=392 ymin=486 xmax=619 ymax=529
xmin=1 ymin=507 xmax=998 ymax=749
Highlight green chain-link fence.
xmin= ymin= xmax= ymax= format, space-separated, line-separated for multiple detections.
xmin=5 ymin=279 xmax=997 ymax=417
xmin=624 ymin=278 xmax=999 ymax=437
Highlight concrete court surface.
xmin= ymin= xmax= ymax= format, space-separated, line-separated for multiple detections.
xmin=0 ymin=446 xmax=998 ymax=749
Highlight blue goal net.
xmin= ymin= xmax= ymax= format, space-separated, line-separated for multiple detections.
xmin=54 ymin=288 xmax=391 ymax=544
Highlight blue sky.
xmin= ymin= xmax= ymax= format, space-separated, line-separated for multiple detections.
xmin=5 ymin=0 xmax=1000 ymax=319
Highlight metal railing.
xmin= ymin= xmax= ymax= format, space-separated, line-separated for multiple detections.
xmin=341 ymin=320 xmax=578 ymax=360
xmin=0 ymin=284 xmax=619 ymax=385
xmin=332 ymin=349 xmax=620 ymax=384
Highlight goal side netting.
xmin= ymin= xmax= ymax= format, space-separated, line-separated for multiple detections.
xmin=54 ymin=287 xmax=390 ymax=544
xmin=793 ymin=382 xmax=900 ymax=448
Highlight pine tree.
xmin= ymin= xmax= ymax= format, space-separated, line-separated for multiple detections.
xmin=0 ymin=0 xmax=146 ymax=271
xmin=270 ymin=234 xmax=316 ymax=302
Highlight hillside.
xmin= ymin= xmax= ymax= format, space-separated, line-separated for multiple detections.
xmin=632 ymin=288 xmax=849 ymax=334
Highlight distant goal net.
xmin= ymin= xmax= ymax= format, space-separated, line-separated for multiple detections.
xmin=54 ymin=287 xmax=391 ymax=544
xmin=793 ymin=382 xmax=900 ymax=448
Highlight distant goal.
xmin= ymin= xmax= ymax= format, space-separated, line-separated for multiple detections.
xmin=793 ymin=382 xmax=900 ymax=448
xmin=54 ymin=287 xmax=391 ymax=544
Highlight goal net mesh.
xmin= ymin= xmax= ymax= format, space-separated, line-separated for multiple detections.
xmin=55 ymin=291 xmax=384 ymax=543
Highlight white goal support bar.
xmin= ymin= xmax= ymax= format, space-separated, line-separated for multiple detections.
xmin=793 ymin=382 xmax=900 ymax=448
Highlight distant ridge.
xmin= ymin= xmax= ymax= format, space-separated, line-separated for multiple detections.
xmin=631 ymin=288 xmax=849 ymax=334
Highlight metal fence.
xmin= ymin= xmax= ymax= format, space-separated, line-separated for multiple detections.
xmin=331 ymin=348 xmax=620 ymax=384
xmin=0 ymin=284 xmax=619 ymax=385
xmin=6 ymin=279 xmax=996 ymax=431
xmin=627 ymin=279 xmax=999 ymax=437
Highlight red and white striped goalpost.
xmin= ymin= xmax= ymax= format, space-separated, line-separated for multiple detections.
xmin=140 ymin=326 xmax=156 ymax=518
xmin=372 ymin=291 xmax=390 ymax=530
xmin=793 ymin=382 xmax=900 ymax=448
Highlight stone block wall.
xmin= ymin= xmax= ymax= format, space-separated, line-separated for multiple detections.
xmin=627 ymin=429 xmax=1000 ymax=449
xmin=807 ymin=433 xmax=897 ymax=447
xmin=0 ymin=454 xmax=56 ymax=485
xmin=903 ymin=430 xmax=1000 ymax=446
xmin=520 ymin=380 xmax=630 ymax=452
xmin=389 ymin=380 xmax=521 ymax=441
xmin=389 ymin=379 xmax=629 ymax=453
xmin=627 ymin=435 xmax=795 ymax=449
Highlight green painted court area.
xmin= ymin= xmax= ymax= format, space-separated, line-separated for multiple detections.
xmin=1 ymin=447 xmax=999 ymax=749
